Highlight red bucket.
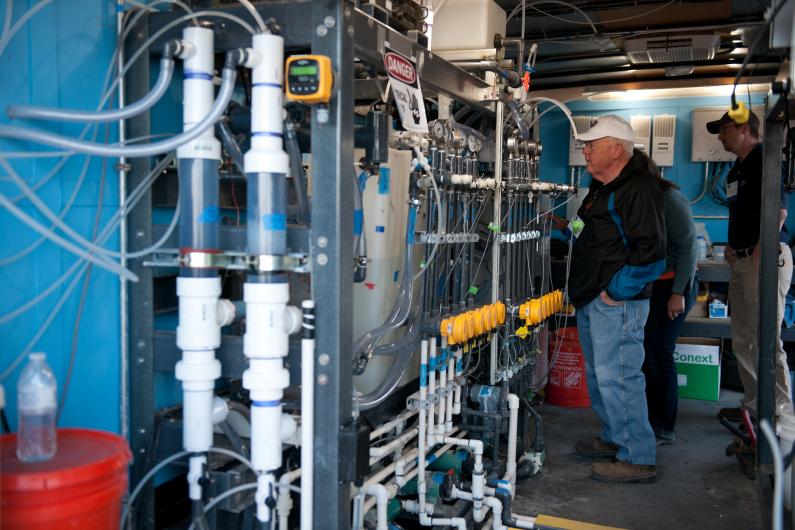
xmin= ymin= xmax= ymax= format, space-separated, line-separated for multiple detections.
xmin=1 ymin=428 xmax=131 ymax=530
xmin=547 ymin=327 xmax=591 ymax=408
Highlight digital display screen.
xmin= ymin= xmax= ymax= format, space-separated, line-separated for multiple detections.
xmin=290 ymin=64 xmax=318 ymax=76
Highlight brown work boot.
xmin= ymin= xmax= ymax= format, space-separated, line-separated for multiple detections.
xmin=574 ymin=437 xmax=619 ymax=460
xmin=591 ymin=461 xmax=657 ymax=484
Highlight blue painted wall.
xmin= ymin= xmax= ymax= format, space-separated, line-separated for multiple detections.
xmin=0 ymin=1 xmax=121 ymax=433
xmin=537 ymin=93 xmax=794 ymax=243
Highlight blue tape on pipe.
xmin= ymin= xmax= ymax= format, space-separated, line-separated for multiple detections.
xmin=456 ymin=359 xmax=463 ymax=373
xmin=429 ymin=356 xmax=437 ymax=371
xmin=426 ymin=454 xmax=438 ymax=464
xmin=263 ymin=213 xmax=287 ymax=230
xmin=375 ymin=225 xmax=385 ymax=233
xmin=379 ymin=167 xmax=391 ymax=195
xmin=252 ymin=399 xmax=280 ymax=407
xmin=394 ymin=270 xmax=399 ymax=283
xmin=197 ymin=206 xmax=220 ymax=224
xmin=407 ymin=208 xmax=417 ymax=243
xmin=184 ymin=70 xmax=213 ymax=81
xmin=420 ymin=364 xmax=427 ymax=387
xmin=252 ymin=131 xmax=283 ymax=138
xmin=354 ymin=209 xmax=363 ymax=235
xmin=252 ymin=82 xmax=284 ymax=89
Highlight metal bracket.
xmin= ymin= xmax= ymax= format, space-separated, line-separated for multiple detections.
xmin=143 ymin=249 xmax=310 ymax=273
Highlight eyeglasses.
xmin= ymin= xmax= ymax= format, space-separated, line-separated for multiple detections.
xmin=718 ymin=123 xmax=741 ymax=134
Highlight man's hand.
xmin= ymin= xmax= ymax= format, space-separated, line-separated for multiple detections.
xmin=725 ymin=245 xmax=736 ymax=265
xmin=600 ymin=291 xmax=623 ymax=306
xmin=667 ymin=293 xmax=685 ymax=320
xmin=751 ymin=243 xmax=760 ymax=264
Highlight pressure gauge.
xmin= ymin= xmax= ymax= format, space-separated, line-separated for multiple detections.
xmin=285 ymin=55 xmax=333 ymax=104
xmin=467 ymin=135 xmax=482 ymax=153
xmin=431 ymin=120 xmax=447 ymax=142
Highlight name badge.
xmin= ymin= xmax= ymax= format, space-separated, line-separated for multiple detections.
xmin=569 ymin=215 xmax=585 ymax=238
xmin=726 ymin=180 xmax=738 ymax=198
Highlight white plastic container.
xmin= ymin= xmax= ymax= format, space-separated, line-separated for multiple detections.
xmin=16 ymin=352 xmax=57 ymax=462
xmin=432 ymin=0 xmax=507 ymax=51
xmin=777 ymin=407 xmax=795 ymax=509
xmin=697 ymin=236 xmax=707 ymax=261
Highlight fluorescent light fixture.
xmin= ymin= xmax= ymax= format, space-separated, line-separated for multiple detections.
xmin=586 ymin=83 xmax=769 ymax=101
xmin=664 ymin=65 xmax=696 ymax=77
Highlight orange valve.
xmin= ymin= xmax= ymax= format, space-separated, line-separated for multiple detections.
xmin=451 ymin=315 xmax=467 ymax=345
xmin=528 ymin=298 xmax=541 ymax=325
xmin=472 ymin=309 xmax=485 ymax=336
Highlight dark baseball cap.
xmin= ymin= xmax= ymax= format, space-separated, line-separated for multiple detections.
xmin=706 ymin=109 xmax=760 ymax=134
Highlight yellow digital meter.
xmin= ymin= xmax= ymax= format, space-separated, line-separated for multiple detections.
xmin=285 ymin=55 xmax=333 ymax=104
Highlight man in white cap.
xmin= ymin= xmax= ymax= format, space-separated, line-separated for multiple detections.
xmin=568 ymin=115 xmax=666 ymax=483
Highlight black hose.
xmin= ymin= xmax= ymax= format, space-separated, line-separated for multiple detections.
xmin=284 ymin=119 xmax=310 ymax=225
xmin=1 ymin=409 xmax=11 ymax=433
xmin=191 ymin=500 xmax=211 ymax=530
xmin=216 ymin=120 xmax=245 ymax=175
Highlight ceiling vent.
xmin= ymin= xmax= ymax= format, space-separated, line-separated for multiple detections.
xmin=624 ymin=35 xmax=720 ymax=64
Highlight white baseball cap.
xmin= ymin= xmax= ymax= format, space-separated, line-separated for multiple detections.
xmin=576 ymin=114 xmax=635 ymax=143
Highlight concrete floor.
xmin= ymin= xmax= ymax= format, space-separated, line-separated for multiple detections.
xmin=512 ymin=390 xmax=763 ymax=530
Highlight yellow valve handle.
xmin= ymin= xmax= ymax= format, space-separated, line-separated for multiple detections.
xmin=516 ymin=326 xmax=529 ymax=339
xmin=473 ymin=309 xmax=484 ymax=336
xmin=728 ymin=100 xmax=750 ymax=125
xmin=529 ymin=299 xmax=542 ymax=325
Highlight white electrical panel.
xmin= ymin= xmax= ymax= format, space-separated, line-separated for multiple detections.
xmin=652 ymin=114 xmax=676 ymax=167
xmin=690 ymin=107 xmax=764 ymax=162
xmin=630 ymin=115 xmax=651 ymax=154
xmin=691 ymin=108 xmax=735 ymax=162
xmin=568 ymin=115 xmax=594 ymax=166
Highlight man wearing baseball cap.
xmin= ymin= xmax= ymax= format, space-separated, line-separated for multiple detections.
xmin=568 ymin=115 xmax=666 ymax=483
xmin=707 ymin=109 xmax=793 ymax=422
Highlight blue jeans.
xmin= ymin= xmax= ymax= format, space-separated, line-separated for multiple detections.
xmin=577 ymin=295 xmax=656 ymax=465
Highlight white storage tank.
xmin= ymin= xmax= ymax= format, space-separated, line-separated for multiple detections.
xmin=432 ymin=0 xmax=507 ymax=51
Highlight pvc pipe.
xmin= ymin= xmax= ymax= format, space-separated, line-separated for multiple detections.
xmin=428 ymin=337 xmax=436 ymax=439
xmin=0 ymin=64 xmax=238 ymax=159
xmin=445 ymin=337 xmax=455 ymax=433
xmin=437 ymin=338 xmax=447 ymax=436
xmin=7 ymin=55 xmax=176 ymax=123
xmin=369 ymin=428 xmax=418 ymax=461
xmin=505 ymin=393 xmax=519 ymax=486
xmin=370 ymin=410 xmax=417 ymax=440
xmin=300 ymin=300 xmax=315 ymax=530
xmin=277 ymin=468 xmax=301 ymax=530
xmin=453 ymin=348 xmax=463 ymax=415
xmin=363 ymin=483 xmax=391 ymax=530
xmin=418 ymin=339 xmax=429 ymax=515
xmin=483 ymin=496 xmax=507 ymax=530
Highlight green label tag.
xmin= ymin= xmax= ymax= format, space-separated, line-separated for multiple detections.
xmin=468 ymin=285 xmax=479 ymax=295
xmin=569 ymin=216 xmax=585 ymax=238
xmin=488 ymin=223 xmax=501 ymax=233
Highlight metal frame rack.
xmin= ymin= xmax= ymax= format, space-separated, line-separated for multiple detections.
xmin=125 ymin=2 xmax=505 ymax=527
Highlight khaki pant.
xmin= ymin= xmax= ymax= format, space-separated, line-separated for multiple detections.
xmin=729 ymin=243 xmax=794 ymax=415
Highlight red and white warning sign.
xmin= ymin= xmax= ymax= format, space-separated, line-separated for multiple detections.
xmin=383 ymin=49 xmax=428 ymax=133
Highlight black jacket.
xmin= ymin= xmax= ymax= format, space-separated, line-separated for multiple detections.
xmin=568 ymin=153 xmax=667 ymax=308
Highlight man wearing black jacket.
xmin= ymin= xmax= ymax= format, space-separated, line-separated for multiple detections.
xmin=568 ymin=115 xmax=666 ymax=484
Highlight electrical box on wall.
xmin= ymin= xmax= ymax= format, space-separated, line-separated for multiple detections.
xmin=631 ymin=115 xmax=651 ymax=154
xmin=652 ymin=114 xmax=676 ymax=167
xmin=691 ymin=107 xmax=764 ymax=162
xmin=569 ymin=115 xmax=593 ymax=166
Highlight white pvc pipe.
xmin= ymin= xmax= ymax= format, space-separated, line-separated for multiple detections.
xmin=370 ymin=410 xmax=417 ymax=440
xmin=363 ymin=483 xmax=391 ymax=530
xmin=277 ymin=468 xmax=301 ymax=530
xmin=453 ymin=348 xmax=462 ymax=414
xmin=445 ymin=337 xmax=454 ymax=433
xmin=369 ymin=428 xmax=418 ymax=460
xmin=505 ymin=394 xmax=519 ymax=486
xmin=300 ymin=300 xmax=315 ymax=530
xmin=437 ymin=340 xmax=447 ymax=436
xmin=418 ymin=339 xmax=429 ymax=514
xmin=428 ymin=337 xmax=436 ymax=439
